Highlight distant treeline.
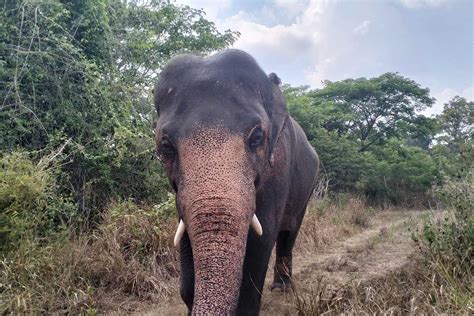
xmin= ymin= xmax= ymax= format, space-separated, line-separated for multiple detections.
xmin=283 ymin=79 xmax=472 ymax=206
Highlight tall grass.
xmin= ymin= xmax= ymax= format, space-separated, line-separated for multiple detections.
xmin=294 ymin=175 xmax=473 ymax=315
xmin=415 ymin=172 xmax=473 ymax=311
xmin=0 ymin=150 xmax=180 ymax=313
xmin=297 ymin=194 xmax=373 ymax=254
xmin=1 ymin=200 xmax=179 ymax=314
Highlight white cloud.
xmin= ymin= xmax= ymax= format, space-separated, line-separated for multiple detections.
xmin=353 ymin=20 xmax=371 ymax=35
xmin=174 ymin=1 xmax=393 ymax=88
xmin=304 ymin=56 xmax=336 ymax=87
xmin=214 ymin=0 xmax=329 ymax=84
xmin=424 ymin=85 xmax=474 ymax=116
xmin=174 ymin=0 xmax=471 ymax=100
xmin=275 ymin=0 xmax=311 ymax=17
xmin=399 ymin=0 xmax=457 ymax=8
xmin=462 ymin=86 xmax=474 ymax=100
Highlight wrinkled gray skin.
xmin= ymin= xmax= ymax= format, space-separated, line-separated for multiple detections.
xmin=154 ymin=49 xmax=319 ymax=315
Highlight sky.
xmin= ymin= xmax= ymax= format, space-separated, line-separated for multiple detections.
xmin=176 ymin=0 xmax=473 ymax=115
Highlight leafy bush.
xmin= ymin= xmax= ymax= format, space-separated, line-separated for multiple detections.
xmin=0 ymin=151 xmax=76 ymax=252
xmin=0 ymin=0 xmax=237 ymax=220
xmin=415 ymin=172 xmax=473 ymax=310
xmin=363 ymin=139 xmax=438 ymax=206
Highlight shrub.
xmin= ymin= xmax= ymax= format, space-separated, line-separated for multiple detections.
xmin=0 ymin=150 xmax=76 ymax=252
xmin=1 ymin=199 xmax=179 ymax=314
xmin=415 ymin=172 xmax=473 ymax=310
xmin=77 ymin=199 xmax=179 ymax=294
xmin=363 ymin=139 xmax=438 ymax=207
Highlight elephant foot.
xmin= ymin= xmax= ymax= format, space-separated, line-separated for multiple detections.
xmin=271 ymin=255 xmax=293 ymax=292
xmin=270 ymin=279 xmax=293 ymax=292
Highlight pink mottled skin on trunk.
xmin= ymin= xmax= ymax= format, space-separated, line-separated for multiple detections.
xmin=177 ymin=125 xmax=256 ymax=315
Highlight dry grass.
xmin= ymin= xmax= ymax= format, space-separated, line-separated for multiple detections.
xmin=293 ymin=204 xmax=473 ymax=315
xmin=294 ymin=255 xmax=473 ymax=315
xmin=1 ymin=201 xmax=180 ymax=314
xmin=297 ymin=195 xmax=373 ymax=254
xmin=1 ymin=233 xmax=81 ymax=314
xmin=5 ymin=194 xmax=470 ymax=315
xmin=293 ymin=275 xmax=342 ymax=315
xmin=71 ymin=201 xmax=179 ymax=311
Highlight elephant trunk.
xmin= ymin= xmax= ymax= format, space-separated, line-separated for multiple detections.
xmin=187 ymin=199 xmax=250 ymax=314
xmin=176 ymin=127 xmax=259 ymax=314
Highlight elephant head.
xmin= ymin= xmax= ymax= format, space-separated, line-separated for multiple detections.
xmin=154 ymin=50 xmax=287 ymax=314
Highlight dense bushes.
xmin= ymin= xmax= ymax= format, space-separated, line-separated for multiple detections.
xmin=0 ymin=0 xmax=237 ymax=219
xmin=0 ymin=150 xmax=76 ymax=252
xmin=363 ymin=139 xmax=438 ymax=206
xmin=415 ymin=172 xmax=473 ymax=310
xmin=284 ymin=82 xmax=472 ymax=206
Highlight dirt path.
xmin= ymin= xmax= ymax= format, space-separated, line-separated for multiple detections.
xmin=260 ymin=210 xmax=423 ymax=314
xmin=141 ymin=210 xmax=425 ymax=315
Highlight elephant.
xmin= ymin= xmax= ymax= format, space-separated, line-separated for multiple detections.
xmin=154 ymin=49 xmax=319 ymax=315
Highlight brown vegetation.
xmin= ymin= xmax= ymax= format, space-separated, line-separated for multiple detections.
xmin=2 ymin=195 xmax=472 ymax=315
xmin=1 ymin=201 xmax=179 ymax=313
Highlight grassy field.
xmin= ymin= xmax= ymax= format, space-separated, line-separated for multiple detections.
xmin=144 ymin=197 xmax=473 ymax=315
xmin=2 ymin=196 xmax=472 ymax=314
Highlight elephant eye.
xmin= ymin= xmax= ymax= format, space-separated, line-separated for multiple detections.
xmin=159 ymin=137 xmax=176 ymax=159
xmin=248 ymin=127 xmax=264 ymax=151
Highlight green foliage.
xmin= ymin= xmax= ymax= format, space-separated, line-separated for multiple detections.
xmin=283 ymin=76 xmax=440 ymax=205
xmin=312 ymin=73 xmax=435 ymax=152
xmin=312 ymin=129 xmax=371 ymax=191
xmin=437 ymin=96 xmax=474 ymax=148
xmin=364 ymin=139 xmax=438 ymax=205
xmin=415 ymin=173 xmax=473 ymax=309
xmin=434 ymin=97 xmax=474 ymax=179
xmin=0 ymin=0 xmax=237 ymax=219
xmin=152 ymin=191 xmax=177 ymax=219
xmin=0 ymin=150 xmax=76 ymax=252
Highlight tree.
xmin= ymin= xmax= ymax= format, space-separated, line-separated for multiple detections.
xmin=434 ymin=96 xmax=474 ymax=178
xmin=364 ymin=139 xmax=438 ymax=206
xmin=437 ymin=96 xmax=473 ymax=150
xmin=311 ymin=73 xmax=435 ymax=151
xmin=283 ymin=75 xmax=439 ymax=204
xmin=399 ymin=115 xmax=440 ymax=150
xmin=0 ymin=0 xmax=237 ymax=218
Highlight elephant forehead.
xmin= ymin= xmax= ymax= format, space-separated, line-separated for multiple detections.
xmin=179 ymin=125 xmax=250 ymax=174
xmin=177 ymin=125 xmax=254 ymax=200
xmin=180 ymin=123 xmax=234 ymax=150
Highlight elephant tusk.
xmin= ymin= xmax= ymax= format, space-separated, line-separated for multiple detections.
xmin=250 ymin=214 xmax=263 ymax=236
xmin=174 ymin=219 xmax=186 ymax=246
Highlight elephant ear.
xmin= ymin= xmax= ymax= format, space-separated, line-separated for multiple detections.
xmin=266 ymin=73 xmax=289 ymax=167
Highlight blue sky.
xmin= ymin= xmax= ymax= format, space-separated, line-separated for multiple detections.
xmin=177 ymin=0 xmax=473 ymax=115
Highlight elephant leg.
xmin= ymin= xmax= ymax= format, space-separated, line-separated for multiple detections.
xmin=271 ymin=230 xmax=298 ymax=291
xmin=236 ymin=232 xmax=275 ymax=316
xmin=179 ymin=232 xmax=194 ymax=313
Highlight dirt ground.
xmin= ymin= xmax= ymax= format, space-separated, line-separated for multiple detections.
xmin=138 ymin=210 xmax=426 ymax=315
